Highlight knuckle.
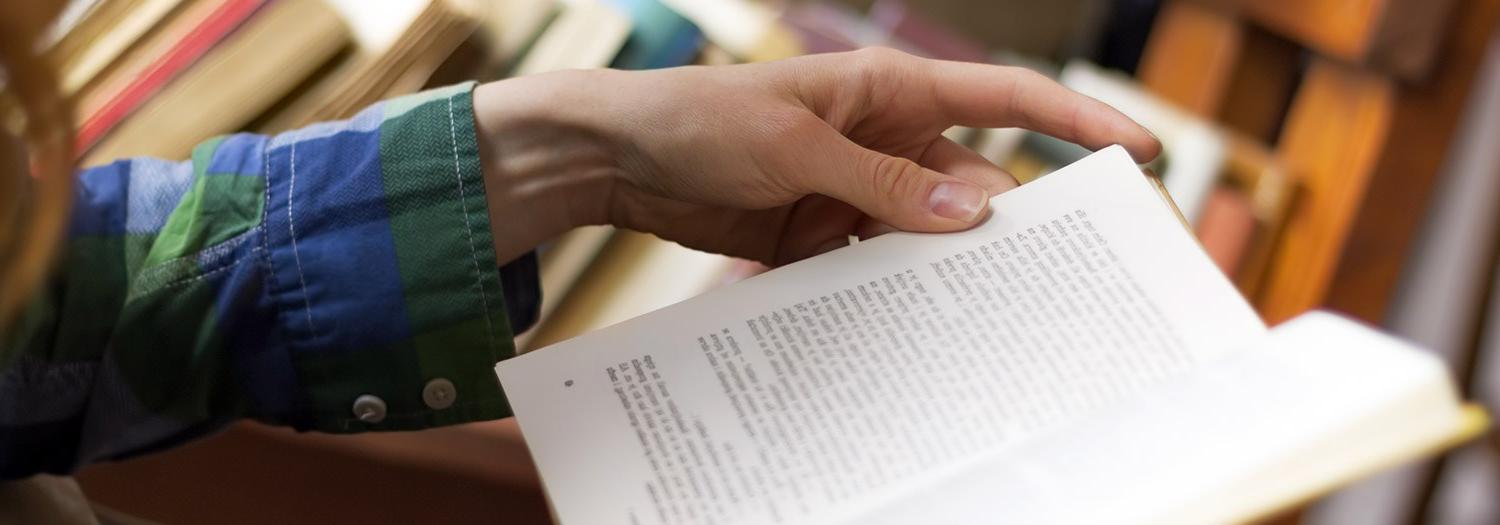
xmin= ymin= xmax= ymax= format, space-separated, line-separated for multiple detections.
xmin=846 ymin=47 xmax=916 ymax=111
xmin=850 ymin=47 xmax=908 ymax=73
xmin=865 ymin=154 xmax=925 ymax=202
xmin=1005 ymin=65 xmax=1045 ymax=82
xmin=857 ymin=46 xmax=900 ymax=61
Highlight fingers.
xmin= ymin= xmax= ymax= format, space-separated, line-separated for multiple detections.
xmin=922 ymin=58 xmax=1162 ymax=163
xmin=917 ymin=136 xmax=1019 ymax=195
xmin=839 ymin=138 xmax=1011 ymax=240
xmin=792 ymin=49 xmax=1157 ymax=161
xmin=800 ymin=130 xmax=990 ymax=233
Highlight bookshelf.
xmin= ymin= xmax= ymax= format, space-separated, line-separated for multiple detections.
xmin=1138 ymin=0 xmax=1500 ymax=324
xmin=1233 ymin=0 xmax=1458 ymax=80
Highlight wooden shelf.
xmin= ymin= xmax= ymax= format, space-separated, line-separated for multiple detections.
xmin=1225 ymin=0 xmax=1460 ymax=79
xmin=1140 ymin=0 xmax=1500 ymax=324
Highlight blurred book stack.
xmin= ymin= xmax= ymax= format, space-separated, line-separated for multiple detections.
xmin=69 ymin=0 xmax=345 ymax=163
xmin=256 ymin=0 xmax=486 ymax=130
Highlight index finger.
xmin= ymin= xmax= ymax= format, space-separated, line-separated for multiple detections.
xmin=924 ymin=61 xmax=1162 ymax=163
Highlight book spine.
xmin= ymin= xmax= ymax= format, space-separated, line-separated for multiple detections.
xmin=74 ymin=0 xmax=268 ymax=157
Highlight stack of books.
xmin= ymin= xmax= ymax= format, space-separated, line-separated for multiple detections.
xmin=56 ymin=0 xmax=503 ymax=163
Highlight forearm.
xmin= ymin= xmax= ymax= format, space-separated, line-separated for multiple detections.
xmin=473 ymin=71 xmax=621 ymax=264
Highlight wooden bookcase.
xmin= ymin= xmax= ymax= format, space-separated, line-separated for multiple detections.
xmin=1138 ymin=0 xmax=1500 ymax=324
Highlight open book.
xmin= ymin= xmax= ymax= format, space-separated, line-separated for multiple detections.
xmin=496 ymin=146 xmax=1486 ymax=524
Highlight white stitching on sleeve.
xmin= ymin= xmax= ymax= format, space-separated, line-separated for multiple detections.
xmin=449 ymin=93 xmax=496 ymax=351
xmin=287 ymin=141 xmax=316 ymax=334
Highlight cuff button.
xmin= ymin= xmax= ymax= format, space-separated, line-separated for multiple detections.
xmin=423 ymin=378 xmax=457 ymax=410
xmin=353 ymin=394 xmax=387 ymax=423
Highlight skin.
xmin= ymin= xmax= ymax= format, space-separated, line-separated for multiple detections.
xmin=471 ymin=48 xmax=1161 ymax=269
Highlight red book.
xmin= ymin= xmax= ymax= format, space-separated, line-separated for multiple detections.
xmin=74 ymin=0 xmax=267 ymax=157
xmin=1195 ymin=185 xmax=1258 ymax=280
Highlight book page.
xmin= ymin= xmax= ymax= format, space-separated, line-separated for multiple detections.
xmin=497 ymin=146 xmax=1266 ymax=524
xmin=854 ymin=312 xmax=1464 ymax=525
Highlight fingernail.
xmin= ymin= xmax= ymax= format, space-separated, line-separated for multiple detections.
xmin=928 ymin=181 xmax=987 ymax=222
xmin=1143 ymin=127 xmax=1163 ymax=159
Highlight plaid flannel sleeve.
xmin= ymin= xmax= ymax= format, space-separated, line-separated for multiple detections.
xmin=0 ymin=82 xmax=540 ymax=479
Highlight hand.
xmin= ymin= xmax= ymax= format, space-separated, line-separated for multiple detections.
xmin=472 ymin=48 xmax=1160 ymax=266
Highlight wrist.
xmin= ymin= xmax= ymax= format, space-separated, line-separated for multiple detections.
xmin=472 ymin=71 xmax=622 ymax=263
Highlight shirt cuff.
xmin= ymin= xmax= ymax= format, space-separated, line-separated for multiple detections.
xmin=252 ymin=82 xmax=538 ymax=432
xmin=499 ymin=251 xmax=541 ymax=334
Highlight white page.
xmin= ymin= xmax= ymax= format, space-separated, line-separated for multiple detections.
xmin=855 ymin=312 xmax=1463 ymax=525
xmin=497 ymin=145 xmax=1266 ymax=524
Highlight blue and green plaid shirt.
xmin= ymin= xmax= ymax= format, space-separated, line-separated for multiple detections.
xmin=1 ymin=82 xmax=540 ymax=479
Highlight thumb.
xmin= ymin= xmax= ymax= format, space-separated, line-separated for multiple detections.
xmin=804 ymin=133 xmax=990 ymax=232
